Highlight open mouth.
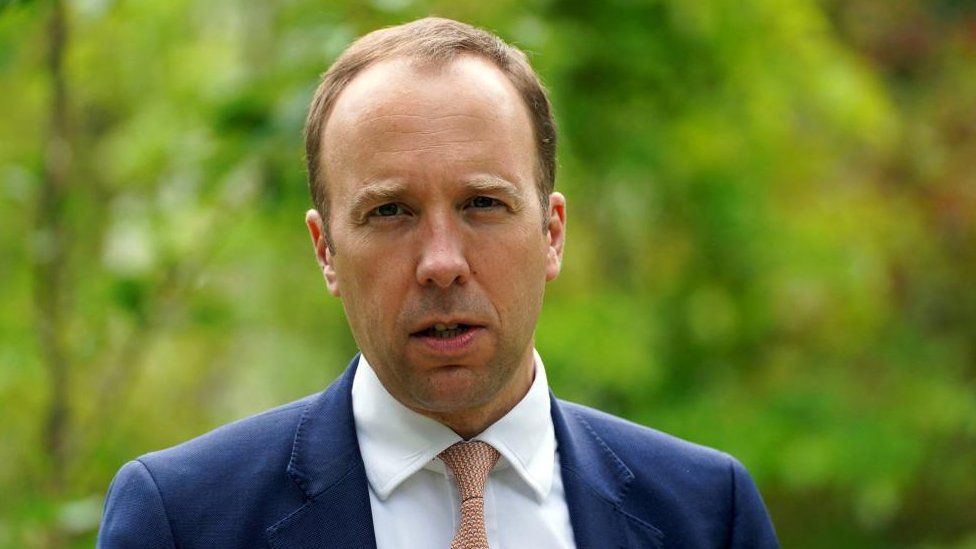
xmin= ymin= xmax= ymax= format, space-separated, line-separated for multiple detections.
xmin=416 ymin=323 xmax=473 ymax=339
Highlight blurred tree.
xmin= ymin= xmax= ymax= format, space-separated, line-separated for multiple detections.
xmin=0 ymin=0 xmax=973 ymax=547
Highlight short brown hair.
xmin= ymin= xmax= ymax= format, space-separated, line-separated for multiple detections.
xmin=303 ymin=17 xmax=557 ymax=244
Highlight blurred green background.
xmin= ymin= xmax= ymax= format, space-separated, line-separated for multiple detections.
xmin=2 ymin=0 xmax=975 ymax=546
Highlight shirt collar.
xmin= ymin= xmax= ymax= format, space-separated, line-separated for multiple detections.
xmin=351 ymin=351 xmax=555 ymax=502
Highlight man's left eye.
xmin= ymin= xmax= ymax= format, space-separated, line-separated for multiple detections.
xmin=372 ymin=203 xmax=403 ymax=217
xmin=469 ymin=196 xmax=500 ymax=209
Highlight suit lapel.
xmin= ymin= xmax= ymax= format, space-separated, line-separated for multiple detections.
xmin=551 ymin=396 xmax=664 ymax=549
xmin=266 ymin=357 xmax=377 ymax=549
xmin=262 ymin=359 xmax=663 ymax=548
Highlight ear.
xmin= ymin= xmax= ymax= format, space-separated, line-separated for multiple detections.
xmin=544 ymin=192 xmax=566 ymax=282
xmin=305 ymin=209 xmax=341 ymax=297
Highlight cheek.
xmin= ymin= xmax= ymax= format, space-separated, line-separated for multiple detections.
xmin=336 ymin=251 xmax=411 ymax=318
xmin=476 ymin=233 xmax=549 ymax=304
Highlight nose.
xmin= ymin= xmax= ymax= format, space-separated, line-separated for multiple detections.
xmin=415 ymin=217 xmax=471 ymax=288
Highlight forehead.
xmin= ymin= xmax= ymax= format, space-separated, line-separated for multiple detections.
xmin=320 ymin=56 xmax=536 ymax=196
xmin=326 ymin=55 xmax=530 ymax=137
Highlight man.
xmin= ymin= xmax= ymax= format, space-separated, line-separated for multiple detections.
xmin=98 ymin=17 xmax=778 ymax=548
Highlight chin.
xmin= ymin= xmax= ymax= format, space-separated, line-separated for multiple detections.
xmin=412 ymin=368 xmax=494 ymax=413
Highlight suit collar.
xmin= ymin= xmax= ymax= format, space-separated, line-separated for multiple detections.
xmin=266 ymin=355 xmax=377 ymax=549
xmin=551 ymin=394 xmax=664 ymax=548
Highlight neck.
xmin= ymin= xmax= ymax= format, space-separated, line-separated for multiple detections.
xmin=423 ymin=355 xmax=536 ymax=439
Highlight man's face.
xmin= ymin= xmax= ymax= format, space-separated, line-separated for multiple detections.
xmin=305 ymin=56 xmax=565 ymax=424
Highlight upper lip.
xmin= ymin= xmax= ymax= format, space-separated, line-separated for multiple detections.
xmin=409 ymin=317 xmax=485 ymax=335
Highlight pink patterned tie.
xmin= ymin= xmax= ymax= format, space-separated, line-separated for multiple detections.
xmin=438 ymin=441 xmax=501 ymax=549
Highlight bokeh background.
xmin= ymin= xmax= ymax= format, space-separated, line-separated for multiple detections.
xmin=1 ymin=0 xmax=975 ymax=546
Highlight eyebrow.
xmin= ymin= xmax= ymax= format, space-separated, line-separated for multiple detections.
xmin=349 ymin=180 xmax=408 ymax=218
xmin=466 ymin=177 xmax=525 ymax=212
xmin=348 ymin=176 xmax=526 ymax=216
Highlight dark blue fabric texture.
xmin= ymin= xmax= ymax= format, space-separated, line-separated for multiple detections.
xmin=97 ymin=356 xmax=779 ymax=548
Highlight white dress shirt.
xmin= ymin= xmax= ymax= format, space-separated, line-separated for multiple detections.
xmin=351 ymin=351 xmax=577 ymax=549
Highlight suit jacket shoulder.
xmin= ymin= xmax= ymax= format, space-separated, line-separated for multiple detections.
xmin=99 ymin=358 xmax=377 ymax=549
xmin=98 ymin=395 xmax=316 ymax=548
xmin=554 ymin=399 xmax=778 ymax=548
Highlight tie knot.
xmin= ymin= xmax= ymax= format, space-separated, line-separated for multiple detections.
xmin=438 ymin=441 xmax=500 ymax=501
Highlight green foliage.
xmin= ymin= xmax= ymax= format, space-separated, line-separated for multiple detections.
xmin=1 ymin=0 xmax=974 ymax=546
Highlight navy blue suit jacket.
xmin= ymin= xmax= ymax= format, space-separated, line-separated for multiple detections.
xmin=98 ymin=357 xmax=778 ymax=548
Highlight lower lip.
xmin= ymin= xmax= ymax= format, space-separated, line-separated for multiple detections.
xmin=412 ymin=326 xmax=484 ymax=355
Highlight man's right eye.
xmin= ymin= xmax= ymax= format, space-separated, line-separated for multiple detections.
xmin=372 ymin=203 xmax=402 ymax=217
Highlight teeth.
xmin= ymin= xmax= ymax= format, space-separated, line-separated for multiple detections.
xmin=434 ymin=323 xmax=459 ymax=331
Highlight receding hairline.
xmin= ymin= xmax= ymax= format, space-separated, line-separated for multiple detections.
xmin=319 ymin=54 xmax=538 ymax=179
xmin=324 ymin=53 xmax=528 ymax=119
